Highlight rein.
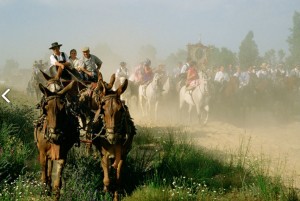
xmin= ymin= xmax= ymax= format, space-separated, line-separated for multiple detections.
xmin=95 ymin=94 xmax=130 ymax=145
xmin=37 ymin=95 xmax=68 ymax=144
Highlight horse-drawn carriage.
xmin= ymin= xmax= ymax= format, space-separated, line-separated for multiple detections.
xmin=34 ymin=70 xmax=136 ymax=201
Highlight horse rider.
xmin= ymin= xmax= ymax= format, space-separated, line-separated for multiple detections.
xmin=214 ymin=65 xmax=229 ymax=92
xmin=180 ymin=58 xmax=191 ymax=74
xmin=77 ymin=46 xmax=102 ymax=82
xmin=256 ymin=63 xmax=270 ymax=79
xmin=133 ymin=58 xmax=153 ymax=85
xmin=32 ymin=60 xmax=39 ymax=76
xmin=134 ymin=59 xmax=154 ymax=96
xmin=186 ymin=61 xmax=199 ymax=91
xmin=290 ymin=65 xmax=300 ymax=78
xmin=115 ymin=61 xmax=130 ymax=88
xmin=233 ymin=66 xmax=247 ymax=88
xmin=179 ymin=58 xmax=192 ymax=80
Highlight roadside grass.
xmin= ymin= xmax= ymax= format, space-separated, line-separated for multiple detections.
xmin=0 ymin=93 xmax=299 ymax=201
xmin=0 ymin=100 xmax=36 ymax=185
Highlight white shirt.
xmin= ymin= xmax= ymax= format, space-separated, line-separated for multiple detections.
xmin=256 ymin=69 xmax=268 ymax=79
xmin=50 ymin=52 xmax=70 ymax=66
xmin=214 ymin=71 xmax=229 ymax=83
xmin=290 ymin=68 xmax=300 ymax=77
xmin=240 ymin=72 xmax=250 ymax=87
xmin=70 ymin=57 xmax=81 ymax=70
xmin=116 ymin=67 xmax=129 ymax=79
xmin=180 ymin=63 xmax=189 ymax=74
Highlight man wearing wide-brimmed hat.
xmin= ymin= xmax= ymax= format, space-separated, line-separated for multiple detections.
xmin=49 ymin=42 xmax=71 ymax=80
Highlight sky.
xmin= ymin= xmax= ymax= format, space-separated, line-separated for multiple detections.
xmin=0 ymin=0 xmax=299 ymax=77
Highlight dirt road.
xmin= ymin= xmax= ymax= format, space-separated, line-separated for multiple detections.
xmin=185 ymin=111 xmax=300 ymax=188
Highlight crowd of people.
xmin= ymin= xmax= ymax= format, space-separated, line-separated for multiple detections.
xmin=171 ymin=59 xmax=300 ymax=93
xmin=30 ymin=41 xmax=300 ymax=102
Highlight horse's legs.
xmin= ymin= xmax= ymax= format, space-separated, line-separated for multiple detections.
xmin=139 ymin=96 xmax=145 ymax=117
xmin=178 ymin=100 xmax=183 ymax=124
xmin=195 ymin=103 xmax=201 ymax=124
xmin=40 ymin=152 xmax=52 ymax=195
xmin=47 ymin=160 xmax=53 ymax=193
xmin=53 ymin=159 xmax=65 ymax=201
xmin=154 ymin=101 xmax=159 ymax=122
xmin=203 ymin=105 xmax=209 ymax=125
xmin=188 ymin=105 xmax=193 ymax=124
xmin=113 ymin=160 xmax=123 ymax=201
xmin=39 ymin=152 xmax=47 ymax=184
xmin=147 ymin=100 xmax=151 ymax=120
xmin=101 ymin=154 xmax=110 ymax=192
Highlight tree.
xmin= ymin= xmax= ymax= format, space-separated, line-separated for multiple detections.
xmin=219 ymin=47 xmax=237 ymax=67
xmin=263 ymin=49 xmax=276 ymax=66
xmin=238 ymin=31 xmax=259 ymax=70
xmin=207 ymin=46 xmax=236 ymax=67
xmin=207 ymin=45 xmax=221 ymax=67
xmin=165 ymin=49 xmax=187 ymax=68
xmin=277 ymin=49 xmax=286 ymax=64
xmin=287 ymin=11 xmax=300 ymax=66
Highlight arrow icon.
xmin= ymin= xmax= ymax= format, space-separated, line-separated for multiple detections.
xmin=2 ymin=89 xmax=10 ymax=103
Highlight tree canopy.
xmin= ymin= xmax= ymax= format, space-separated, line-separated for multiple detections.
xmin=238 ymin=31 xmax=259 ymax=70
xmin=287 ymin=11 xmax=300 ymax=66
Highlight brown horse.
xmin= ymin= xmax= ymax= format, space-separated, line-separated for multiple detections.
xmin=34 ymin=81 xmax=79 ymax=200
xmin=92 ymin=78 xmax=136 ymax=201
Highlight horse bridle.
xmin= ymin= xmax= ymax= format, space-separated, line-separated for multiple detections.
xmin=97 ymin=94 xmax=129 ymax=145
xmin=46 ymin=79 xmax=63 ymax=93
xmin=41 ymin=95 xmax=67 ymax=144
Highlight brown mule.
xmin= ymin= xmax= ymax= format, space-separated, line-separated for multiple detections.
xmin=92 ymin=77 xmax=136 ymax=201
xmin=34 ymin=81 xmax=79 ymax=200
xmin=78 ymin=74 xmax=116 ymax=155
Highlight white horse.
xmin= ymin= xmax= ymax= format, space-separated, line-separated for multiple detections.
xmin=139 ymin=73 xmax=163 ymax=121
xmin=179 ymin=71 xmax=210 ymax=124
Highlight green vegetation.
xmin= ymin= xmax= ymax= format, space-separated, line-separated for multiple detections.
xmin=0 ymin=100 xmax=36 ymax=185
xmin=287 ymin=11 xmax=300 ymax=66
xmin=0 ymin=97 xmax=299 ymax=201
xmin=238 ymin=31 xmax=259 ymax=69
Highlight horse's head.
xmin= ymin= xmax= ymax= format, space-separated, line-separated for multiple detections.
xmin=98 ymin=77 xmax=128 ymax=145
xmin=39 ymin=70 xmax=63 ymax=93
xmin=39 ymin=81 xmax=75 ymax=143
xmin=47 ymin=80 xmax=63 ymax=93
xmin=152 ymin=73 xmax=163 ymax=88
